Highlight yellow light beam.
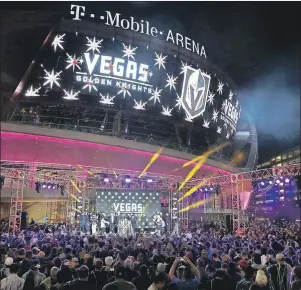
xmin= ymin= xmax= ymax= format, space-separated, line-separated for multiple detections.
xmin=177 ymin=156 xmax=206 ymax=192
xmin=69 ymin=193 xmax=80 ymax=202
xmin=178 ymin=196 xmax=214 ymax=213
xmin=182 ymin=143 xmax=230 ymax=168
xmin=70 ymin=179 xmax=81 ymax=194
xmin=138 ymin=202 xmax=150 ymax=221
xmin=72 ymin=207 xmax=81 ymax=213
xmin=177 ymin=143 xmax=230 ymax=191
xmin=178 ymin=173 xmax=217 ymax=203
xmin=113 ymin=170 xmax=118 ymax=179
xmin=138 ymin=148 xmax=163 ymax=178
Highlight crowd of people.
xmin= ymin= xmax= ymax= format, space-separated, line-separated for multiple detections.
xmin=0 ymin=220 xmax=301 ymax=290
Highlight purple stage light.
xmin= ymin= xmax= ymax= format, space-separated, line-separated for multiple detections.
xmin=285 ymin=178 xmax=290 ymax=183
xmin=269 ymin=181 xmax=273 ymax=184
xmin=261 ymin=182 xmax=265 ymax=186
xmin=147 ymin=179 xmax=153 ymax=183
xmin=42 ymin=184 xmax=47 ymax=189
xmin=104 ymin=178 xmax=109 ymax=183
xmin=125 ymin=178 xmax=131 ymax=183
xmin=276 ymin=180 xmax=280 ymax=184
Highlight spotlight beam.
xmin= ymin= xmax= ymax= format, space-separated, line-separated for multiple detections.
xmin=139 ymin=147 xmax=163 ymax=178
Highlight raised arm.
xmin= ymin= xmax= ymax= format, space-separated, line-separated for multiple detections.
xmin=169 ymin=257 xmax=181 ymax=280
xmin=184 ymin=256 xmax=201 ymax=279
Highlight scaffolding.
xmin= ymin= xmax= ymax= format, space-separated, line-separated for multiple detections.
xmin=8 ymin=176 xmax=25 ymax=233
xmin=1 ymin=162 xmax=300 ymax=233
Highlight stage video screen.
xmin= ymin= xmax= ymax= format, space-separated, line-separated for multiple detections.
xmin=95 ymin=190 xmax=162 ymax=228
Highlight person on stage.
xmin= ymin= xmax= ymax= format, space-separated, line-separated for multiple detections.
xmin=100 ymin=215 xmax=109 ymax=234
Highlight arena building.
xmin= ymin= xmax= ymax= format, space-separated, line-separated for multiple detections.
xmin=0 ymin=4 xmax=259 ymax=231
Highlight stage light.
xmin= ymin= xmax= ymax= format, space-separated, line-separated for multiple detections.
xmin=276 ymin=180 xmax=280 ymax=184
xmin=42 ymin=183 xmax=47 ymax=189
xmin=147 ymin=179 xmax=153 ymax=183
xmin=285 ymin=178 xmax=290 ymax=183
xmin=280 ymin=182 xmax=284 ymax=186
xmin=210 ymin=187 xmax=213 ymax=191
xmin=52 ymin=184 xmax=56 ymax=190
xmin=205 ymin=188 xmax=208 ymax=191
xmin=269 ymin=181 xmax=273 ymax=184
xmin=104 ymin=178 xmax=109 ymax=183
xmin=47 ymin=183 xmax=52 ymax=189
xmin=261 ymin=182 xmax=265 ymax=186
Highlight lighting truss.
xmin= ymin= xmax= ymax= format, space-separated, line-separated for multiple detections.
xmin=1 ymin=161 xmax=300 ymax=232
xmin=8 ymin=177 xmax=25 ymax=233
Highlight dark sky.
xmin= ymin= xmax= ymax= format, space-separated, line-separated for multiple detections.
xmin=1 ymin=1 xmax=300 ymax=163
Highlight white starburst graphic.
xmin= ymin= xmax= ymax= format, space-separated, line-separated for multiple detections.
xmin=217 ymin=126 xmax=222 ymax=134
xmin=161 ymin=105 xmax=173 ymax=116
xmin=99 ymin=93 xmax=115 ymax=105
xmin=207 ymin=92 xmax=215 ymax=105
xmin=229 ymin=90 xmax=234 ymax=100
xmin=122 ymin=43 xmax=138 ymax=60
xmin=154 ymin=52 xmax=167 ymax=70
xmin=226 ymin=132 xmax=230 ymax=139
xmin=180 ymin=61 xmax=189 ymax=74
xmin=86 ymin=37 xmax=103 ymax=54
xmin=217 ymin=80 xmax=224 ymax=95
xmin=65 ymin=54 xmax=82 ymax=72
xmin=43 ymin=69 xmax=62 ymax=89
xmin=175 ymin=93 xmax=183 ymax=110
xmin=82 ymin=77 xmax=98 ymax=93
xmin=63 ymin=89 xmax=80 ymax=100
xmin=236 ymin=100 xmax=239 ymax=108
xmin=222 ymin=100 xmax=227 ymax=111
xmin=212 ymin=109 xmax=219 ymax=122
xmin=149 ymin=88 xmax=162 ymax=104
xmin=203 ymin=119 xmax=210 ymax=128
xmin=25 ymin=86 xmax=41 ymax=97
xmin=52 ymin=34 xmax=65 ymax=52
xmin=133 ymin=100 xmax=147 ymax=110
xmin=117 ymin=87 xmax=131 ymax=98
xmin=185 ymin=115 xmax=193 ymax=122
xmin=165 ymin=74 xmax=178 ymax=91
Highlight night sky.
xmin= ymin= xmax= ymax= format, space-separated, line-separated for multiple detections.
xmin=1 ymin=1 xmax=300 ymax=163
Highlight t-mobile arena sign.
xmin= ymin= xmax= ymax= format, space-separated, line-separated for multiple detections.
xmin=70 ymin=4 xmax=207 ymax=59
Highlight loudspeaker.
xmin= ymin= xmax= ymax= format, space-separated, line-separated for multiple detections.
xmin=21 ymin=212 xmax=28 ymax=230
xmin=226 ymin=215 xmax=233 ymax=232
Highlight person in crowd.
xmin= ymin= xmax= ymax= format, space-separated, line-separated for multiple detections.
xmin=235 ymin=266 xmax=254 ymax=290
xmin=0 ymin=263 xmax=24 ymax=290
xmin=22 ymin=259 xmax=46 ymax=288
xmin=210 ymin=269 xmax=228 ymax=290
xmin=169 ymin=256 xmax=201 ymax=290
xmin=227 ymin=262 xmax=241 ymax=290
xmin=132 ymin=264 xmax=152 ymax=290
xmin=103 ymin=266 xmax=136 ymax=290
xmin=249 ymin=270 xmax=269 ymax=290
xmin=18 ymin=250 xmax=33 ymax=277
xmin=291 ymin=266 xmax=301 ymax=290
xmin=38 ymin=266 xmax=59 ymax=290
xmin=88 ymin=260 xmax=105 ymax=289
xmin=50 ymin=270 xmax=65 ymax=290
xmin=268 ymin=253 xmax=292 ymax=290
xmin=63 ymin=265 xmax=96 ymax=290
xmin=147 ymin=272 xmax=166 ymax=290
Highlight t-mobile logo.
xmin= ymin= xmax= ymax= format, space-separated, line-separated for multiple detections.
xmin=70 ymin=4 xmax=86 ymax=20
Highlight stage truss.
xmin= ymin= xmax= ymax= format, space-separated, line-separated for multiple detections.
xmin=1 ymin=162 xmax=300 ymax=233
